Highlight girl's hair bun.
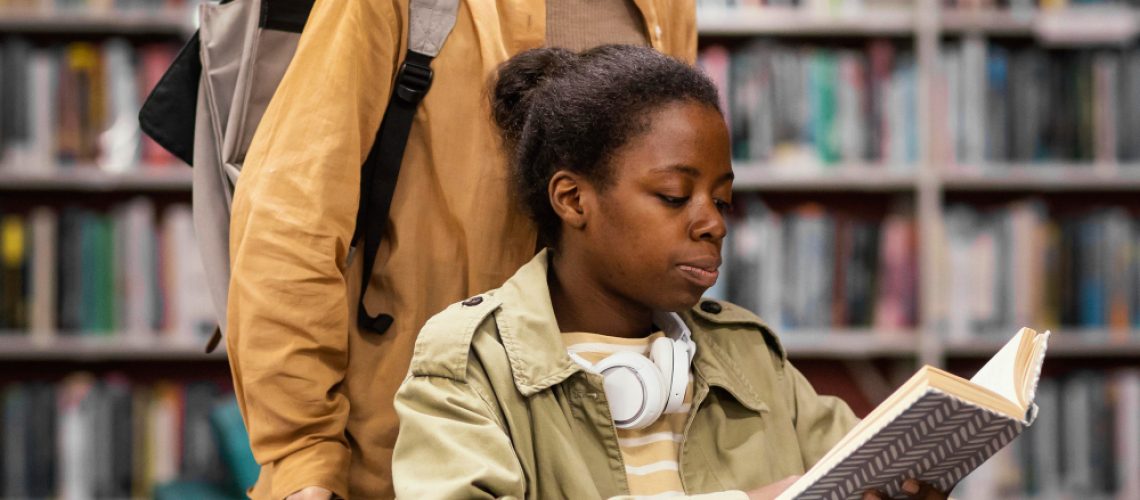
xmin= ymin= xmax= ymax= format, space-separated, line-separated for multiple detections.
xmin=489 ymin=44 xmax=722 ymax=247
xmin=489 ymin=47 xmax=577 ymax=149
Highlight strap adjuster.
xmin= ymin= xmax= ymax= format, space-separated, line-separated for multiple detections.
xmin=395 ymin=59 xmax=433 ymax=103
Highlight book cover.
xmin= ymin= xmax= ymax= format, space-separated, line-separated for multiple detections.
xmin=1 ymin=213 xmax=28 ymax=330
xmin=778 ymin=328 xmax=1049 ymax=499
xmin=3 ymin=385 xmax=28 ymax=499
xmin=29 ymin=207 xmax=57 ymax=338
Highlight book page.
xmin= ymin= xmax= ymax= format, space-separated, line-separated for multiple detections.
xmin=1020 ymin=331 xmax=1050 ymax=408
xmin=969 ymin=328 xmax=1031 ymax=407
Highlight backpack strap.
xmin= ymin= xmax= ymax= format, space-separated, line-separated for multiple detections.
xmin=354 ymin=0 xmax=460 ymax=334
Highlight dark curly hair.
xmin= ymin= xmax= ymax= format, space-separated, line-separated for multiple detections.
xmin=489 ymin=44 xmax=722 ymax=247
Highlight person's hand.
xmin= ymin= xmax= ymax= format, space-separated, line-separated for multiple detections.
xmin=285 ymin=486 xmax=334 ymax=500
xmin=745 ymin=475 xmax=800 ymax=500
xmin=862 ymin=479 xmax=950 ymax=500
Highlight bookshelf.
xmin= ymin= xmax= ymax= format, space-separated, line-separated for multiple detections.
xmin=0 ymin=334 xmax=226 ymax=361
xmin=1 ymin=1 xmax=1138 ymax=498
xmin=0 ymin=4 xmax=240 ymax=498
xmin=776 ymin=330 xmax=919 ymax=357
xmin=732 ymin=165 xmax=919 ymax=191
xmin=940 ymin=165 xmax=1140 ymax=191
xmin=941 ymin=7 xmax=1140 ymax=44
xmin=0 ymin=167 xmax=193 ymax=191
xmin=698 ymin=2 xmax=1140 ymax=357
xmin=4 ymin=6 xmax=1136 ymax=356
xmin=699 ymin=1 xmax=1140 ymax=498
xmin=944 ymin=334 xmax=1140 ymax=358
xmin=697 ymin=7 xmax=916 ymax=36
xmin=0 ymin=9 xmax=194 ymax=35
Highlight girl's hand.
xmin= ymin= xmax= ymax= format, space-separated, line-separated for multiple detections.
xmin=746 ymin=475 xmax=801 ymax=500
xmin=862 ymin=479 xmax=950 ymax=500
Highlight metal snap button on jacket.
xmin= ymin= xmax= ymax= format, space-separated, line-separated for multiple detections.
xmin=462 ymin=296 xmax=484 ymax=307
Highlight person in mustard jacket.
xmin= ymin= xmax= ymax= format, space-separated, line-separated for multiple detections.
xmin=226 ymin=0 xmax=696 ymax=498
xmin=392 ymin=45 xmax=953 ymax=499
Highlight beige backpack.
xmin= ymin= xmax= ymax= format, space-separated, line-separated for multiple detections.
xmin=139 ymin=0 xmax=460 ymax=351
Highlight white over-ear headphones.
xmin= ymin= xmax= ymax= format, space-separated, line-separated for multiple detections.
xmin=567 ymin=312 xmax=696 ymax=430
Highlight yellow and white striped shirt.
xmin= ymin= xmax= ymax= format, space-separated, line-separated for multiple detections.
xmin=563 ymin=331 xmax=694 ymax=498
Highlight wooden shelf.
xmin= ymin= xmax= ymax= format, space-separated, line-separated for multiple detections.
xmin=0 ymin=9 xmax=194 ymax=35
xmin=941 ymin=8 xmax=1140 ymax=45
xmin=778 ymin=331 xmax=919 ymax=358
xmin=940 ymin=9 xmax=1035 ymax=35
xmin=0 ymin=167 xmax=192 ymax=191
xmin=698 ymin=8 xmax=915 ymax=37
xmin=940 ymin=164 xmax=1140 ymax=191
xmin=944 ymin=332 xmax=1140 ymax=358
xmin=733 ymin=164 xmax=918 ymax=192
xmin=0 ymin=334 xmax=224 ymax=361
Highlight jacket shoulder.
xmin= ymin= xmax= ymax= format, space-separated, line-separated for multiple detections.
xmin=687 ymin=298 xmax=786 ymax=360
xmin=409 ymin=293 xmax=502 ymax=381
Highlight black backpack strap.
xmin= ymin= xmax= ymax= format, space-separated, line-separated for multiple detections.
xmin=354 ymin=50 xmax=435 ymax=334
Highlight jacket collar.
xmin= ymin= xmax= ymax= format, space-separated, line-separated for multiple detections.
xmin=490 ymin=249 xmax=581 ymax=397
xmin=491 ymin=249 xmax=774 ymax=412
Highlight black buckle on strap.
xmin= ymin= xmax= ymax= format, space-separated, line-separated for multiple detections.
xmin=395 ymin=59 xmax=433 ymax=104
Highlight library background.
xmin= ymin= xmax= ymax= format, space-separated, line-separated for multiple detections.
xmin=1 ymin=0 xmax=1139 ymax=498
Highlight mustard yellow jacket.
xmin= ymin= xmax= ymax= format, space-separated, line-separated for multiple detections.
xmin=392 ymin=251 xmax=859 ymax=499
xmin=226 ymin=0 xmax=698 ymax=498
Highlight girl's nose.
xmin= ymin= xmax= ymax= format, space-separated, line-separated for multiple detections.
xmin=691 ymin=200 xmax=727 ymax=242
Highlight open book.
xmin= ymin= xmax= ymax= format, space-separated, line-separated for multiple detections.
xmin=777 ymin=327 xmax=1050 ymax=500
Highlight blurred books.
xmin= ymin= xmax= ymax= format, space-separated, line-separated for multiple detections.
xmin=700 ymin=40 xmax=918 ymax=170
xmin=0 ymin=37 xmax=182 ymax=173
xmin=2 ymin=375 xmax=251 ymax=499
xmin=944 ymin=200 xmax=1140 ymax=340
xmin=0 ymin=201 xmax=215 ymax=343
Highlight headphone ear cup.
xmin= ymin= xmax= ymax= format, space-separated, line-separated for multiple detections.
xmin=594 ymin=352 xmax=666 ymax=430
xmin=651 ymin=337 xmax=689 ymax=414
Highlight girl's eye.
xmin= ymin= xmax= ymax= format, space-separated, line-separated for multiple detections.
xmin=658 ymin=194 xmax=688 ymax=206
xmin=714 ymin=199 xmax=734 ymax=214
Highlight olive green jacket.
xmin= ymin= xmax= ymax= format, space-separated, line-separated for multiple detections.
xmin=392 ymin=251 xmax=858 ymax=499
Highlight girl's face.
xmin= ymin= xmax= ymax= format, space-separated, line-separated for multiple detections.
xmin=575 ymin=101 xmax=733 ymax=312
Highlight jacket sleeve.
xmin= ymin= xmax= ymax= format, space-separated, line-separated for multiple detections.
xmin=224 ymin=0 xmax=401 ymax=497
xmin=785 ymin=363 xmax=860 ymax=469
xmin=392 ymin=374 xmax=527 ymax=500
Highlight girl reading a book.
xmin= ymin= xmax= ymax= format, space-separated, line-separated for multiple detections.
xmin=390 ymin=45 xmax=950 ymax=500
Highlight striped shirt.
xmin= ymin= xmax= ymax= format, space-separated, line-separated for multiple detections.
xmin=563 ymin=331 xmax=694 ymax=498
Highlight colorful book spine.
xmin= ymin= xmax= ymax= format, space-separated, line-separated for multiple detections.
xmin=2 ymin=375 xmax=249 ymax=498
xmin=700 ymin=40 xmax=918 ymax=168
xmin=0 ymin=38 xmax=182 ymax=173
xmin=944 ymin=200 xmax=1140 ymax=338
xmin=724 ymin=198 xmax=917 ymax=331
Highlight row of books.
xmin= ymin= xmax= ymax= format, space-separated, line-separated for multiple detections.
xmin=712 ymin=199 xmax=917 ymax=330
xmin=956 ymin=369 xmax=1140 ymax=499
xmin=699 ymin=41 xmax=918 ymax=169
xmin=1 ymin=375 xmax=250 ymax=499
xmin=943 ymin=200 xmax=1140 ymax=339
xmin=0 ymin=38 xmax=181 ymax=173
xmin=936 ymin=41 xmax=1140 ymax=168
xmin=0 ymin=200 xmax=215 ymax=341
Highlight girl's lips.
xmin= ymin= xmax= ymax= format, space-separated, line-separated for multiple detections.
xmin=678 ymin=264 xmax=719 ymax=288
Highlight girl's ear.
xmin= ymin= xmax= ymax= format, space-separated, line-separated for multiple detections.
xmin=549 ymin=170 xmax=589 ymax=230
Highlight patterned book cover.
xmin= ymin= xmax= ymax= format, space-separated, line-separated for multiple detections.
xmin=786 ymin=389 xmax=1033 ymax=500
